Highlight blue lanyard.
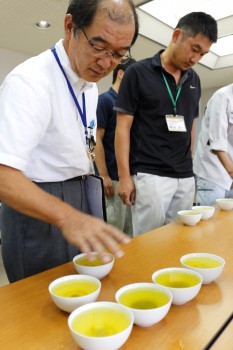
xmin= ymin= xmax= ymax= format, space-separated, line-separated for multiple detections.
xmin=51 ymin=46 xmax=88 ymax=136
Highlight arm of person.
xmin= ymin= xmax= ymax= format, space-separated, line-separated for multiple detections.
xmin=115 ymin=112 xmax=135 ymax=205
xmin=0 ymin=164 xmax=130 ymax=261
xmin=95 ymin=127 xmax=114 ymax=198
xmin=191 ymin=121 xmax=195 ymax=155
xmin=212 ymin=150 xmax=233 ymax=178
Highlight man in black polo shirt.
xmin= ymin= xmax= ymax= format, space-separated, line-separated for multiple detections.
xmin=114 ymin=12 xmax=218 ymax=236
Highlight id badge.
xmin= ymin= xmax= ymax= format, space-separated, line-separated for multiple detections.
xmin=165 ymin=114 xmax=187 ymax=132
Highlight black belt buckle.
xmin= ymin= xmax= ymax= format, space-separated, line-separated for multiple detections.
xmin=65 ymin=175 xmax=87 ymax=182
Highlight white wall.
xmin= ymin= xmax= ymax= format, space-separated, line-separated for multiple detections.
xmin=0 ymin=48 xmax=30 ymax=84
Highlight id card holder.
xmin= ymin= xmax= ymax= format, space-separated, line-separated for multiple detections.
xmin=165 ymin=114 xmax=187 ymax=132
xmin=84 ymin=175 xmax=107 ymax=221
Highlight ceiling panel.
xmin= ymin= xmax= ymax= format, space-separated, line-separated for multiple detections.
xmin=0 ymin=0 xmax=232 ymax=89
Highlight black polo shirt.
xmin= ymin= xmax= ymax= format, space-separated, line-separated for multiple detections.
xmin=114 ymin=50 xmax=201 ymax=178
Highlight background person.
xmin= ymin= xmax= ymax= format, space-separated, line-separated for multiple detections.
xmin=193 ymin=84 xmax=233 ymax=205
xmin=95 ymin=58 xmax=136 ymax=236
xmin=114 ymin=12 xmax=217 ymax=236
xmin=0 ymin=0 xmax=138 ymax=282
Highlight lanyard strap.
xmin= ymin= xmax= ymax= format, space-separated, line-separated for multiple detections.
xmin=51 ymin=46 xmax=88 ymax=136
xmin=162 ymin=72 xmax=182 ymax=115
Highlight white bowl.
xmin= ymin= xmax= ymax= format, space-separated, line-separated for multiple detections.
xmin=115 ymin=282 xmax=172 ymax=327
xmin=178 ymin=210 xmax=202 ymax=226
xmin=73 ymin=252 xmax=115 ymax=280
xmin=48 ymin=274 xmax=101 ymax=313
xmin=152 ymin=267 xmax=203 ymax=305
xmin=180 ymin=253 xmax=225 ymax=284
xmin=191 ymin=206 xmax=215 ymax=220
xmin=216 ymin=198 xmax=233 ymax=210
xmin=68 ymin=301 xmax=134 ymax=350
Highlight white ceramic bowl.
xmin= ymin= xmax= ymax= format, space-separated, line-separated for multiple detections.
xmin=48 ymin=274 xmax=101 ymax=313
xmin=68 ymin=301 xmax=134 ymax=350
xmin=191 ymin=206 xmax=215 ymax=220
xmin=216 ymin=198 xmax=233 ymax=210
xmin=73 ymin=252 xmax=115 ymax=280
xmin=152 ymin=267 xmax=203 ymax=305
xmin=180 ymin=253 xmax=225 ymax=284
xmin=115 ymin=282 xmax=172 ymax=327
xmin=178 ymin=210 xmax=202 ymax=226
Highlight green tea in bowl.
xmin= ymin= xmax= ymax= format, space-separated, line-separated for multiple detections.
xmin=152 ymin=267 xmax=202 ymax=305
xmin=180 ymin=253 xmax=225 ymax=284
xmin=68 ymin=301 xmax=134 ymax=350
xmin=48 ymin=274 xmax=101 ymax=313
xmin=115 ymin=282 xmax=172 ymax=327
xmin=178 ymin=210 xmax=202 ymax=225
xmin=73 ymin=252 xmax=115 ymax=280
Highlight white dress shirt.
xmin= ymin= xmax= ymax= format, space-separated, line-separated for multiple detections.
xmin=193 ymin=84 xmax=233 ymax=190
xmin=0 ymin=39 xmax=98 ymax=182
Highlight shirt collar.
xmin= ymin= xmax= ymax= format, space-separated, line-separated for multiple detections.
xmin=109 ymin=87 xmax=118 ymax=98
xmin=152 ymin=49 xmax=190 ymax=82
xmin=54 ymin=39 xmax=94 ymax=93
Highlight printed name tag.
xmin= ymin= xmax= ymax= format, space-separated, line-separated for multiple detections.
xmin=165 ymin=115 xmax=187 ymax=132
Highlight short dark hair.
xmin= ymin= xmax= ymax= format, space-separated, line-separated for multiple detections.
xmin=112 ymin=58 xmax=136 ymax=84
xmin=175 ymin=12 xmax=218 ymax=43
xmin=66 ymin=0 xmax=139 ymax=46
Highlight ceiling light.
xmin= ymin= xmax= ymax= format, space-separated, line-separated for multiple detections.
xmin=35 ymin=20 xmax=51 ymax=29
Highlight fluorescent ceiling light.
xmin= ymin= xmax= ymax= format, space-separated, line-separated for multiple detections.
xmin=138 ymin=0 xmax=233 ymax=69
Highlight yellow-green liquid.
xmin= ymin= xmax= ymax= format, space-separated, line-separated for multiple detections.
xmin=154 ymin=271 xmax=200 ymax=288
xmin=119 ymin=288 xmax=170 ymax=309
xmin=75 ymin=256 xmax=110 ymax=266
xmin=183 ymin=257 xmax=222 ymax=268
xmin=180 ymin=212 xmax=199 ymax=215
xmin=52 ymin=280 xmax=98 ymax=298
xmin=72 ymin=308 xmax=131 ymax=336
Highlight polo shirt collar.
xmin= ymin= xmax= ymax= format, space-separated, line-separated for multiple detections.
xmin=109 ymin=87 xmax=118 ymax=98
xmin=151 ymin=49 xmax=190 ymax=83
xmin=55 ymin=39 xmax=94 ymax=93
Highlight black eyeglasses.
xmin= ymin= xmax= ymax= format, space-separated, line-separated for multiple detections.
xmin=81 ymin=28 xmax=131 ymax=64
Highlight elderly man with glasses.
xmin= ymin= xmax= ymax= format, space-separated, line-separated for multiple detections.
xmin=0 ymin=0 xmax=138 ymax=283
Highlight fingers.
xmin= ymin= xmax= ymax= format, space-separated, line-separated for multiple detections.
xmin=105 ymin=186 xmax=115 ymax=198
xmin=77 ymin=224 xmax=131 ymax=263
xmin=120 ymin=193 xmax=132 ymax=205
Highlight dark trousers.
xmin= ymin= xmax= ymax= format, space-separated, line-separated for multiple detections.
xmin=0 ymin=180 xmax=90 ymax=283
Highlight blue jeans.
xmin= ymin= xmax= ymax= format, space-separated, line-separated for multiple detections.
xmin=195 ymin=176 xmax=233 ymax=206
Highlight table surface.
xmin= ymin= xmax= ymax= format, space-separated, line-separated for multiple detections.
xmin=0 ymin=208 xmax=233 ymax=350
xmin=210 ymin=317 xmax=233 ymax=349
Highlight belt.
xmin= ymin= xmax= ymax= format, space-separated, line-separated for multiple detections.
xmin=64 ymin=175 xmax=87 ymax=182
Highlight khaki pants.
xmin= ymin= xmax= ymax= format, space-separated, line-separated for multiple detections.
xmin=132 ymin=173 xmax=195 ymax=236
xmin=105 ymin=180 xmax=133 ymax=236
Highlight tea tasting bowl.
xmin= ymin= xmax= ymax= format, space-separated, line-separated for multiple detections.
xmin=178 ymin=210 xmax=202 ymax=226
xmin=48 ymin=274 xmax=101 ymax=313
xmin=68 ymin=301 xmax=134 ymax=350
xmin=73 ymin=252 xmax=115 ymax=280
xmin=115 ymin=282 xmax=172 ymax=327
xmin=152 ymin=267 xmax=203 ymax=305
xmin=216 ymin=198 xmax=233 ymax=210
xmin=191 ymin=206 xmax=215 ymax=220
xmin=180 ymin=252 xmax=225 ymax=284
